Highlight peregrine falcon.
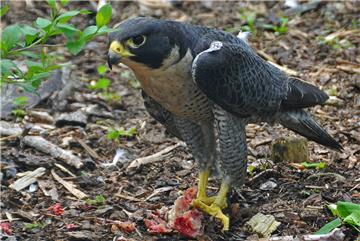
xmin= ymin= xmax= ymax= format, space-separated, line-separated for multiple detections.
xmin=107 ymin=17 xmax=342 ymax=230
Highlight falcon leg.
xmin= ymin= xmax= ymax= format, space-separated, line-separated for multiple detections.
xmin=193 ymin=181 xmax=230 ymax=231
xmin=192 ymin=170 xmax=216 ymax=206
xmin=200 ymin=105 xmax=247 ymax=231
xmin=172 ymin=117 xmax=217 ymax=205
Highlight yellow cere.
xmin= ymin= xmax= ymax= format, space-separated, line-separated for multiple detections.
xmin=110 ymin=41 xmax=134 ymax=57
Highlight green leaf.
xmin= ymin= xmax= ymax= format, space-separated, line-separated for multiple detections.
xmin=21 ymin=25 xmax=39 ymax=37
xmin=300 ymin=162 xmax=325 ymax=169
xmin=343 ymin=210 xmax=360 ymax=231
xmin=55 ymin=10 xmax=80 ymax=23
xmin=89 ymin=78 xmax=110 ymax=90
xmin=337 ymin=201 xmax=360 ymax=219
xmin=86 ymin=195 xmax=106 ymax=206
xmin=21 ymin=25 xmax=39 ymax=45
xmin=25 ymin=222 xmax=46 ymax=230
xmin=100 ymin=92 xmax=121 ymax=102
xmin=126 ymin=127 xmax=137 ymax=137
xmin=46 ymin=0 xmax=56 ymax=10
xmin=26 ymin=61 xmax=44 ymax=73
xmin=1 ymin=25 xmax=24 ymax=51
xmin=66 ymin=38 xmax=86 ymax=55
xmin=13 ymin=96 xmax=28 ymax=107
xmin=36 ymin=17 xmax=52 ymax=29
xmin=60 ymin=0 xmax=70 ymax=7
xmin=1 ymin=59 xmax=18 ymax=76
xmin=314 ymin=218 xmax=342 ymax=235
xmin=107 ymin=129 xmax=119 ymax=140
xmin=79 ymin=9 xmax=92 ymax=15
xmin=56 ymin=23 xmax=80 ymax=38
xmin=1 ymin=4 xmax=9 ymax=17
xmin=97 ymin=65 xmax=107 ymax=75
xmin=82 ymin=25 xmax=98 ymax=41
xmin=95 ymin=195 xmax=106 ymax=205
xmin=97 ymin=25 xmax=116 ymax=35
xmin=17 ymin=82 xmax=37 ymax=93
xmin=31 ymin=72 xmax=51 ymax=88
xmin=12 ymin=109 xmax=26 ymax=118
xmin=21 ymin=51 xmax=39 ymax=59
xmin=327 ymin=204 xmax=338 ymax=216
xmin=96 ymin=4 xmax=112 ymax=27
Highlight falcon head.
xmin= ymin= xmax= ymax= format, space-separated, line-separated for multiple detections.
xmin=107 ymin=17 xmax=186 ymax=70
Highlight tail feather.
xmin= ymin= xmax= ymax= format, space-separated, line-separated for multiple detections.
xmin=278 ymin=110 xmax=343 ymax=151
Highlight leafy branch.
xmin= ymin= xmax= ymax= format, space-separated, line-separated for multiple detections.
xmin=0 ymin=0 xmax=113 ymax=95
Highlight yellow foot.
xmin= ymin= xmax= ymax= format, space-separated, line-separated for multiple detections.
xmin=193 ymin=181 xmax=230 ymax=231
xmin=195 ymin=202 xmax=230 ymax=231
xmin=192 ymin=195 xmax=216 ymax=207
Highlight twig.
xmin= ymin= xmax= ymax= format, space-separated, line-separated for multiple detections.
xmin=145 ymin=186 xmax=174 ymax=201
xmin=336 ymin=65 xmax=360 ymax=74
xmin=9 ymin=167 xmax=46 ymax=191
xmin=77 ymin=139 xmax=100 ymax=160
xmin=22 ymin=135 xmax=83 ymax=169
xmin=306 ymin=172 xmax=346 ymax=182
xmin=116 ymin=193 xmax=143 ymax=202
xmin=126 ymin=142 xmax=185 ymax=170
xmin=0 ymin=133 xmax=22 ymax=141
xmin=51 ymin=169 xmax=87 ymax=199
xmin=350 ymin=183 xmax=360 ymax=192
xmin=54 ymin=163 xmax=76 ymax=178
xmin=251 ymin=137 xmax=273 ymax=147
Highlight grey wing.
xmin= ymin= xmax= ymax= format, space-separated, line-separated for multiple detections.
xmin=142 ymin=91 xmax=217 ymax=165
xmin=192 ymin=40 xmax=328 ymax=117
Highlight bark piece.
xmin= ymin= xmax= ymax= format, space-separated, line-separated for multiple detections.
xmin=271 ymin=138 xmax=309 ymax=163
xmin=246 ymin=212 xmax=281 ymax=237
xmin=0 ymin=121 xmax=23 ymax=137
xmin=9 ymin=167 xmax=46 ymax=191
xmin=22 ymin=136 xmax=83 ymax=169
xmin=55 ymin=110 xmax=87 ymax=128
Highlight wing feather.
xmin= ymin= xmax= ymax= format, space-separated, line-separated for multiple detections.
xmin=282 ymin=77 xmax=329 ymax=110
xmin=192 ymin=40 xmax=288 ymax=117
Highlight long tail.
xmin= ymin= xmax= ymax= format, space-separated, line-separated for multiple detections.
xmin=278 ymin=110 xmax=343 ymax=151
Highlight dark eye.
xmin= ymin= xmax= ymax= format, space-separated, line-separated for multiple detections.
xmin=127 ymin=35 xmax=146 ymax=48
xmin=132 ymin=35 xmax=145 ymax=45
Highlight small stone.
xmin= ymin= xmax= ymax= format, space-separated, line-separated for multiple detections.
xmin=67 ymin=230 xmax=98 ymax=240
xmin=55 ymin=110 xmax=87 ymax=127
xmin=260 ymin=180 xmax=277 ymax=190
xmin=271 ymin=138 xmax=309 ymax=163
xmin=28 ymin=111 xmax=54 ymax=124
xmin=325 ymin=96 xmax=345 ymax=107
xmin=28 ymin=183 xmax=38 ymax=193
xmin=355 ymin=96 xmax=360 ymax=107
xmin=320 ymin=73 xmax=331 ymax=85
xmin=95 ymin=205 xmax=113 ymax=215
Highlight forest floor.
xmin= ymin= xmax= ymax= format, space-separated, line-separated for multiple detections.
xmin=1 ymin=1 xmax=359 ymax=241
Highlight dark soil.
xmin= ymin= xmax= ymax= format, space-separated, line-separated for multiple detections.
xmin=1 ymin=1 xmax=359 ymax=241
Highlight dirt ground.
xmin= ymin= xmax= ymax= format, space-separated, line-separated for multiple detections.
xmin=1 ymin=1 xmax=359 ymax=241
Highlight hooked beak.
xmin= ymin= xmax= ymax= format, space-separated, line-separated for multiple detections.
xmin=107 ymin=50 xmax=121 ymax=70
xmin=107 ymin=41 xmax=134 ymax=69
